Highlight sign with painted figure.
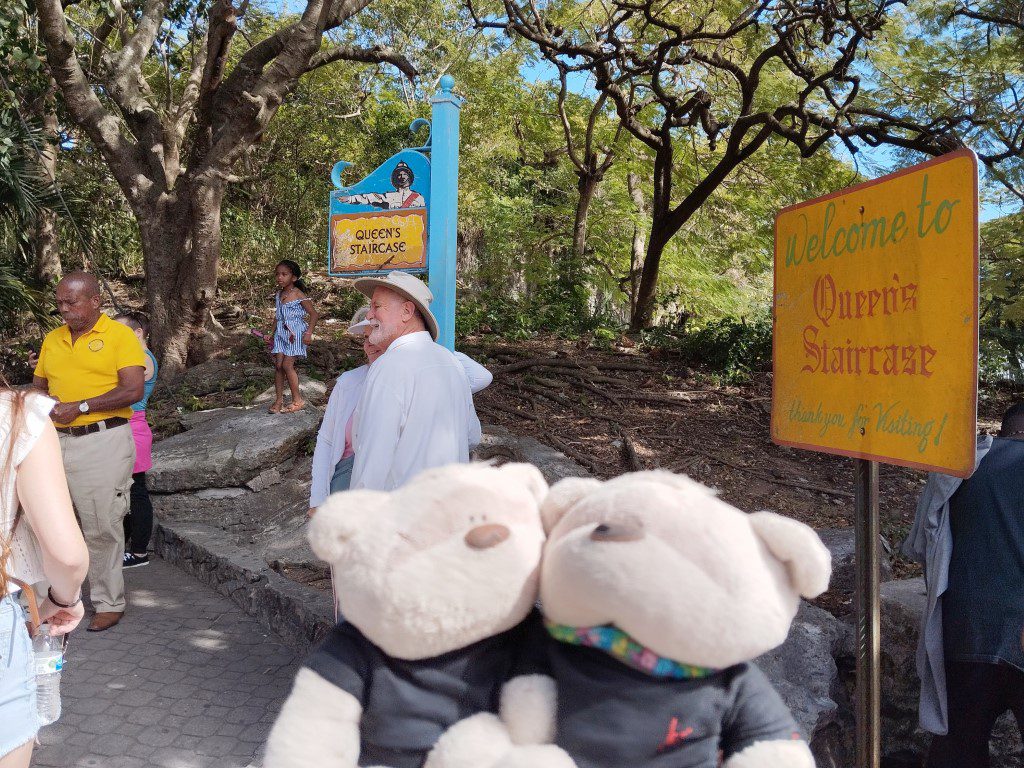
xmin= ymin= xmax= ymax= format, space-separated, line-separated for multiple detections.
xmin=325 ymin=76 xmax=463 ymax=350
xmin=771 ymin=149 xmax=979 ymax=476
xmin=328 ymin=151 xmax=430 ymax=276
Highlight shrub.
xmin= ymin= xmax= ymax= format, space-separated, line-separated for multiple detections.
xmin=643 ymin=315 xmax=773 ymax=383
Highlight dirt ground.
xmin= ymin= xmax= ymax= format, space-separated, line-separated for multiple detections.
xmin=467 ymin=339 xmax=1008 ymax=552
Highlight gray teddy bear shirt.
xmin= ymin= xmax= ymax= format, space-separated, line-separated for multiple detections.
xmin=544 ymin=640 xmax=803 ymax=767
xmin=304 ymin=611 xmax=542 ymax=768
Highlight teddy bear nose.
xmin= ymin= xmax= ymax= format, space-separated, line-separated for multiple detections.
xmin=465 ymin=524 xmax=511 ymax=550
xmin=590 ymin=523 xmax=644 ymax=543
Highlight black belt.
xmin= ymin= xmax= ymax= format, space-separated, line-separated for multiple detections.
xmin=55 ymin=417 xmax=129 ymax=437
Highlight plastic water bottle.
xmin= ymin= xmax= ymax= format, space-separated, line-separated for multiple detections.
xmin=32 ymin=625 xmax=63 ymax=725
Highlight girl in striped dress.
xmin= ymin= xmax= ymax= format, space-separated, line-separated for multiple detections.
xmin=269 ymin=260 xmax=319 ymax=413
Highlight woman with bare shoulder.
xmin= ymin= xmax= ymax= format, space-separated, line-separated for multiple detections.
xmin=0 ymin=379 xmax=89 ymax=768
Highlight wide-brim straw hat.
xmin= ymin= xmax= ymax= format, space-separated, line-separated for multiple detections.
xmin=347 ymin=305 xmax=372 ymax=336
xmin=352 ymin=271 xmax=439 ymax=341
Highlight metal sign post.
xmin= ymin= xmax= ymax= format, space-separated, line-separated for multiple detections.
xmin=854 ymin=458 xmax=881 ymax=768
xmin=426 ymin=75 xmax=463 ymax=351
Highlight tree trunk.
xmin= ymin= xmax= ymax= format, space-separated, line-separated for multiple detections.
xmin=626 ymin=172 xmax=647 ymax=322
xmin=629 ymin=223 xmax=671 ymax=331
xmin=572 ymin=173 xmax=599 ymax=264
xmin=554 ymin=172 xmax=600 ymax=294
xmin=31 ymin=80 xmax=62 ymax=285
xmin=141 ymin=180 xmax=225 ymax=375
xmin=457 ymin=224 xmax=483 ymax=285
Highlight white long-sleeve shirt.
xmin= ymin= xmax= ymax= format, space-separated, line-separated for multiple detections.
xmin=350 ymin=332 xmax=479 ymax=492
xmin=309 ymin=347 xmax=491 ymax=505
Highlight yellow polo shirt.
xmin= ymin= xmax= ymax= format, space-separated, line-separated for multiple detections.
xmin=34 ymin=313 xmax=146 ymax=427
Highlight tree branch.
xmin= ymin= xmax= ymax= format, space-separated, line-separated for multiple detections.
xmin=306 ymin=43 xmax=418 ymax=78
xmin=35 ymin=0 xmax=150 ymax=201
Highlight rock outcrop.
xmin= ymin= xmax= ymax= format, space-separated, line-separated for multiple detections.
xmin=150 ymin=406 xmax=321 ymax=492
xmin=817 ymin=527 xmax=895 ymax=595
xmin=758 ymin=602 xmax=854 ymax=767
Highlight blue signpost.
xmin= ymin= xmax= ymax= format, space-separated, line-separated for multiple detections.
xmin=327 ymin=76 xmax=463 ymax=351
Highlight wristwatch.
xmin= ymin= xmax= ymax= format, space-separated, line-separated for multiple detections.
xmin=78 ymin=400 xmax=90 ymax=414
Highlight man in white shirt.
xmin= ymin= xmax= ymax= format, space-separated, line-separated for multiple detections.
xmin=308 ymin=306 xmax=492 ymax=512
xmin=348 ymin=272 xmax=480 ymax=491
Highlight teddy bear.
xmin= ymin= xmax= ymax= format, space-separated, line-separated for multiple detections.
xmin=537 ymin=470 xmax=832 ymax=768
xmin=264 ymin=461 xmax=571 ymax=768
xmin=431 ymin=469 xmax=831 ymax=768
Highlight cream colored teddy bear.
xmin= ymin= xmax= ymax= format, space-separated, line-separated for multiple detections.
xmin=264 ymin=462 xmax=566 ymax=768
xmin=535 ymin=471 xmax=832 ymax=768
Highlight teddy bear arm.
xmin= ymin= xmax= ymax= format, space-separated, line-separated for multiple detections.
xmin=722 ymin=739 xmax=815 ymax=768
xmin=264 ymin=668 xmax=363 ymax=767
xmin=499 ymin=674 xmax=558 ymax=745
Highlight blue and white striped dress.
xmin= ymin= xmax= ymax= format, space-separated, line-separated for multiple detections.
xmin=272 ymin=293 xmax=309 ymax=357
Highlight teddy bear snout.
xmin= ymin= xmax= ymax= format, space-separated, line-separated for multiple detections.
xmin=464 ymin=523 xmax=511 ymax=550
xmin=589 ymin=522 xmax=645 ymax=543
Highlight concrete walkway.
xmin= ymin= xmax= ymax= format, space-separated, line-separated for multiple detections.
xmin=30 ymin=558 xmax=301 ymax=768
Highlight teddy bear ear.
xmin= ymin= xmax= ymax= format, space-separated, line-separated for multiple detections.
xmin=307 ymin=490 xmax=387 ymax=562
xmin=497 ymin=462 xmax=549 ymax=504
xmin=540 ymin=476 xmax=602 ymax=534
xmin=748 ymin=511 xmax=832 ymax=599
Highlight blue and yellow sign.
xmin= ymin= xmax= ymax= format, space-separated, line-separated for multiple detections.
xmin=325 ymin=76 xmax=463 ymax=350
xmin=328 ymin=150 xmax=431 ymax=276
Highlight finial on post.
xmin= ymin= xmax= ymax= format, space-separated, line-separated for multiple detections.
xmin=331 ymin=160 xmax=352 ymax=190
xmin=439 ymin=75 xmax=455 ymax=95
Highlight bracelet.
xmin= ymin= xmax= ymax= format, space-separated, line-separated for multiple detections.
xmin=47 ymin=587 xmax=82 ymax=609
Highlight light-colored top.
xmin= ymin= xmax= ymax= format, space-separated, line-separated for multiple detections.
xmin=350 ymin=332 xmax=479 ymax=492
xmin=308 ymin=351 xmax=492 ymax=507
xmin=0 ymin=391 xmax=54 ymax=589
xmin=132 ymin=349 xmax=159 ymax=412
xmin=902 ymin=434 xmax=992 ymax=735
xmin=34 ymin=312 xmax=146 ymax=426
xmin=310 ymin=366 xmax=369 ymax=508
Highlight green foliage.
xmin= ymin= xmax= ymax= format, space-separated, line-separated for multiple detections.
xmin=643 ymin=315 xmax=773 ymax=384
xmin=0 ymin=259 xmax=48 ymax=335
xmin=0 ymin=113 xmax=59 ymax=333
xmin=457 ymin=283 xmax=618 ymax=340
xmin=979 ymin=212 xmax=1024 ymax=384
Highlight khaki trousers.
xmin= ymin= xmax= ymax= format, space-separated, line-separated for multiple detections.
xmin=59 ymin=424 xmax=135 ymax=613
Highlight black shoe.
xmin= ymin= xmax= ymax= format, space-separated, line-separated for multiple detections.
xmin=122 ymin=552 xmax=150 ymax=569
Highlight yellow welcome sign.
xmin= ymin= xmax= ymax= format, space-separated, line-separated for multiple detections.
xmin=329 ymin=210 xmax=427 ymax=274
xmin=772 ymin=149 xmax=979 ymax=476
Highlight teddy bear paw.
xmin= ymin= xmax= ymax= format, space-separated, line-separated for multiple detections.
xmin=492 ymin=744 xmax=578 ymax=768
xmin=424 ymin=713 xmax=515 ymax=768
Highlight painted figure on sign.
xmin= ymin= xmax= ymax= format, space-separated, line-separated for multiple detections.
xmin=339 ymin=161 xmax=424 ymax=210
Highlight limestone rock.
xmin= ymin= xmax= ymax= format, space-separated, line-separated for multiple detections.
xmin=165 ymin=358 xmax=274 ymax=396
xmin=880 ymin=577 xmax=926 ymax=757
xmin=246 ymin=467 xmax=282 ymax=493
xmin=150 ymin=406 xmax=320 ymax=492
xmin=253 ymin=375 xmax=328 ymax=407
xmin=817 ymin=527 xmax=895 ymax=596
xmin=473 ymin=424 xmax=591 ymax=484
xmin=757 ymin=602 xmax=853 ymax=767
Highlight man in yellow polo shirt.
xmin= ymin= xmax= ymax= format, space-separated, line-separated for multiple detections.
xmin=33 ymin=271 xmax=145 ymax=632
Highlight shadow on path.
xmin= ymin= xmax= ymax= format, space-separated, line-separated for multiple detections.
xmin=31 ymin=558 xmax=301 ymax=768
